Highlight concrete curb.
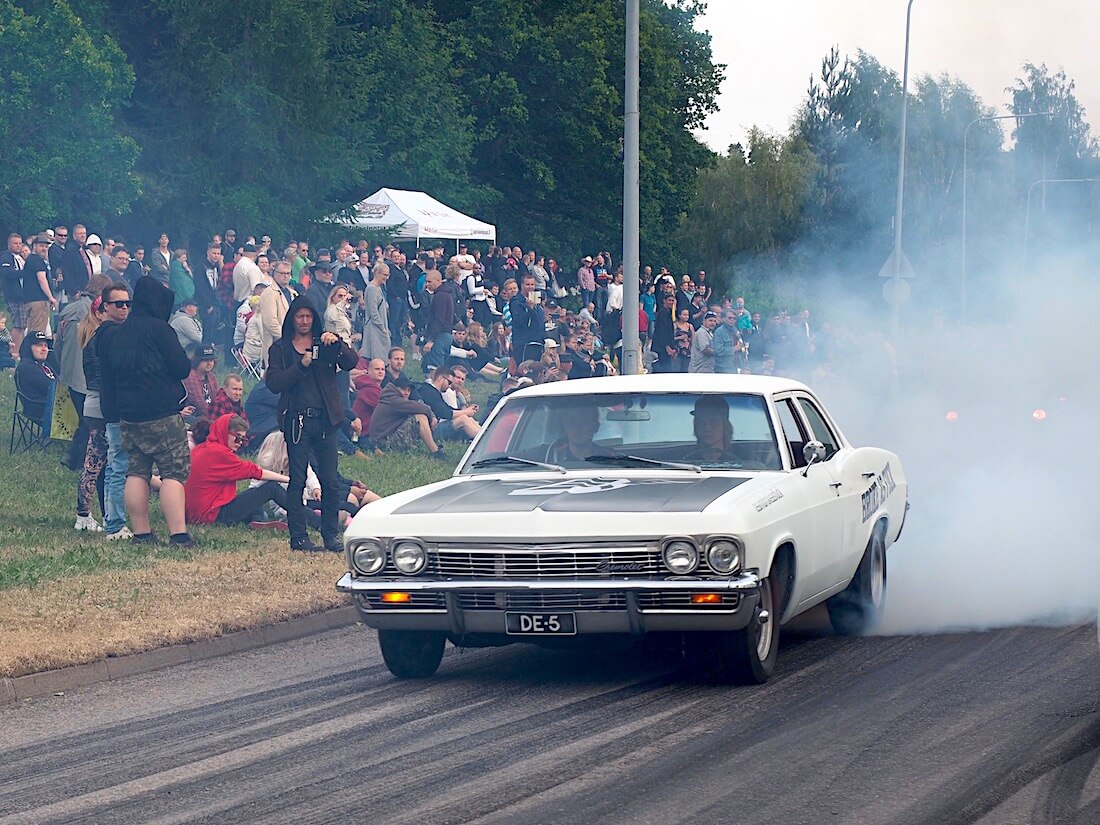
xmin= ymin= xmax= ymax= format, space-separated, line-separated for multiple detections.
xmin=0 ymin=604 xmax=359 ymax=706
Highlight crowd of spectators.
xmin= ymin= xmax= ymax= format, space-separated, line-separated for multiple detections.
xmin=2 ymin=223 xmax=848 ymax=552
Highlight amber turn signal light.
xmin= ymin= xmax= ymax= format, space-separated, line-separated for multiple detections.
xmin=381 ymin=592 xmax=412 ymax=603
xmin=691 ymin=593 xmax=722 ymax=604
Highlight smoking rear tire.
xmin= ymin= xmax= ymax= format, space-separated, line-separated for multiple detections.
xmin=378 ymin=630 xmax=446 ymax=679
xmin=827 ymin=525 xmax=887 ymax=636
xmin=697 ymin=576 xmax=779 ymax=685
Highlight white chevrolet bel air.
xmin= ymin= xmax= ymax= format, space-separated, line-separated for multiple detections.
xmin=337 ymin=374 xmax=909 ymax=684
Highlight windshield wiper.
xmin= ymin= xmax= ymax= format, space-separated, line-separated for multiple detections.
xmin=584 ymin=455 xmax=702 ymax=473
xmin=469 ymin=456 xmax=566 ymax=473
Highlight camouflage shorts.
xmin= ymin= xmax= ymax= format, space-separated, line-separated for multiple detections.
xmin=120 ymin=414 xmax=191 ymax=483
xmin=374 ymin=416 xmax=421 ymax=452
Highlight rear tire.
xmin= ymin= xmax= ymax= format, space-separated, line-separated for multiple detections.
xmin=698 ymin=576 xmax=780 ymax=685
xmin=378 ymin=629 xmax=446 ymax=679
xmin=827 ymin=525 xmax=887 ymax=636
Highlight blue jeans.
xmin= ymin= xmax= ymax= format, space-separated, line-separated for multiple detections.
xmin=424 ymin=332 xmax=452 ymax=372
xmin=104 ymin=423 xmax=129 ymax=534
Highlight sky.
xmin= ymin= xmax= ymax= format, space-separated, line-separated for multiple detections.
xmin=696 ymin=0 xmax=1100 ymax=153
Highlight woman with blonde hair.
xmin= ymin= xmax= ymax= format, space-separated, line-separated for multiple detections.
xmin=458 ymin=321 xmax=505 ymax=380
xmin=73 ymin=298 xmax=108 ymax=531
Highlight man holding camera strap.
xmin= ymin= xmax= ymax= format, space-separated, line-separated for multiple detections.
xmin=266 ymin=294 xmax=357 ymax=552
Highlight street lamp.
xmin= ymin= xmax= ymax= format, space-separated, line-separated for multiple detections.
xmin=1022 ymin=177 xmax=1100 ymax=275
xmin=961 ymin=112 xmax=1052 ymax=325
xmin=621 ymin=0 xmax=641 ymax=375
xmin=888 ymin=0 xmax=916 ymax=346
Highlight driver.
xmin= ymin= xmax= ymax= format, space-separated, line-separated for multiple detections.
xmin=544 ymin=400 xmax=615 ymax=464
xmin=684 ymin=395 xmax=739 ymax=463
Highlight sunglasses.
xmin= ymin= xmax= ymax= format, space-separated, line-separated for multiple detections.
xmin=228 ymin=432 xmax=247 ymax=443
xmin=108 ymin=300 xmax=131 ymax=308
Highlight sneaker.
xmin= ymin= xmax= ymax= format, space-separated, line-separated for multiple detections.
xmin=131 ymin=532 xmax=159 ymax=545
xmin=290 ymin=539 xmax=325 ymax=553
xmin=430 ymin=446 xmax=448 ymax=461
xmin=249 ymin=520 xmax=289 ymax=531
xmin=169 ymin=533 xmax=195 ymax=548
xmin=74 ymin=515 xmax=104 ymax=532
xmin=106 ymin=526 xmax=134 ymax=541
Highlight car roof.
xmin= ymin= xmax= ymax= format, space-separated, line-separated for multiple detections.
xmin=508 ymin=373 xmax=813 ymax=399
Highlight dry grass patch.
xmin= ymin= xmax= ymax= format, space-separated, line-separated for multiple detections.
xmin=0 ymin=543 xmax=348 ymax=678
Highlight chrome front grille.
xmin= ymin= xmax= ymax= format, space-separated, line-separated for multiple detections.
xmin=414 ymin=541 xmax=662 ymax=579
xmin=459 ymin=592 xmax=629 ymax=611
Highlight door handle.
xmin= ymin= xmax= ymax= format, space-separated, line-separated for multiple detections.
xmin=829 ymin=481 xmax=843 ymax=489
xmin=861 ymin=472 xmax=875 ymax=478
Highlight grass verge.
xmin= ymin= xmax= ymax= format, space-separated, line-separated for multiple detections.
xmin=0 ymin=354 xmax=486 ymax=677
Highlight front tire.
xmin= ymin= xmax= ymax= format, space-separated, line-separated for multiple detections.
xmin=697 ymin=576 xmax=780 ymax=685
xmin=827 ymin=525 xmax=887 ymax=636
xmin=378 ymin=629 xmax=446 ymax=679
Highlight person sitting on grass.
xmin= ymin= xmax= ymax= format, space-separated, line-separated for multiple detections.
xmin=415 ymin=365 xmax=481 ymax=443
xmin=351 ymin=357 xmax=385 ymax=442
xmin=368 ymin=374 xmax=446 ymax=458
xmin=207 ymin=373 xmax=251 ymax=450
xmin=252 ymin=431 xmax=380 ymax=525
xmin=183 ymin=414 xmax=292 ymax=529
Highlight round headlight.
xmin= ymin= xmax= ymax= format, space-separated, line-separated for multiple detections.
xmin=352 ymin=542 xmax=385 ymax=575
xmin=707 ymin=539 xmax=741 ymax=574
xmin=392 ymin=541 xmax=427 ymax=575
xmin=662 ymin=540 xmax=699 ymax=575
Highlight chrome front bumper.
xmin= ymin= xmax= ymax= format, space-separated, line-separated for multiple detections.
xmin=335 ymin=571 xmax=762 ymax=635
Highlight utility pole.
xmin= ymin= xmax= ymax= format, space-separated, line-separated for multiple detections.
xmin=621 ymin=0 xmax=641 ymax=375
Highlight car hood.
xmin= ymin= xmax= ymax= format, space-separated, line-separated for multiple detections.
xmin=392 ymin=474 xmax=751 ymax=515
xmin=346 ymin=472 xmax=781 ymax=542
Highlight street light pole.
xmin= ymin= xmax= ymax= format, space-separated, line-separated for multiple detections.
xmin=961 ymin=111 xmax=1052 ymax=325
xmin=889 ymin=0 xmax=916 ymax=347
xmin=1022 ymin=177 xmax=1100 ymax=275
xmin=621 ymin=0 xmax=641 ymax=375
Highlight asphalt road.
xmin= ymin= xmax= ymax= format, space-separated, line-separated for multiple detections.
xmin=1 ymin=617 xmax=1098 ymax=825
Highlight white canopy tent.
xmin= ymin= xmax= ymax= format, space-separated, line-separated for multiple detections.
xmin=342 ymin=188 xmax=496 ymax=247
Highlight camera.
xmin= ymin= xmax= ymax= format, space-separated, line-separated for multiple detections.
xmin=311 ymin=341 xmax=321 ymax=360
xmin=533 ymin=291 xmax=542 ymax=304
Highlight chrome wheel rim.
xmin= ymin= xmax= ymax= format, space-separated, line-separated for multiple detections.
xmin=756 ymin=581 xmax=774 ymax=661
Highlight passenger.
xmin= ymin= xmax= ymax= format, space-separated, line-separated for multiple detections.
xmin=544 ymin=401 xmax=614 ymax=464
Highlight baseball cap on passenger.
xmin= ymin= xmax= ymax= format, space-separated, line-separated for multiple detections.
xmin=691 ymin=395 xmax=729 ymax=417
xmin=86 ymin=234 xmax=103 ymax=247
xmin=197 ymin=345 xmax=216 ymax=361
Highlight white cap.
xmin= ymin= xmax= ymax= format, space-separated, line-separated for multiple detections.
xmin=86 ymin=234 xmax=103 ymax=246
xmin=543 ymin=338 xmax=559 ymax=348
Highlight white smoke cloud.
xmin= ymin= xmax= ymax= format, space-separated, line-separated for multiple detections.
xmin=814 ymin=261 xmax=1100 ymax=634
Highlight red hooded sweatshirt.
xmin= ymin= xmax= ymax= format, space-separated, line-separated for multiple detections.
xmin=184 ymin=414 xmax=263 ymax=524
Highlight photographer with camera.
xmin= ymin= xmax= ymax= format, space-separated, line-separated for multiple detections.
xmin=509 ymin=272 xmax=546 ymax=366
xmin=266 ymin=295 xmax=357 ymax=552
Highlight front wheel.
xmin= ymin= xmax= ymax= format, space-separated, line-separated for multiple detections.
xmin=827 ymin=526 xmax=887 ymax=636
xmin=378 ymin=629 xmax=446 ymax=679
xmin=697 ymin=576 xmax=779 ymax=685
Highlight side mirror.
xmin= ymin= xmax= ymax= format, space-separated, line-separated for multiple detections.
xmin=802 ymin=441 xmax=825 ymax=476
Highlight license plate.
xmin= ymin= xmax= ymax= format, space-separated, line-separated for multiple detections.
xmin=505 ymin=612 xmax=577 ymax=636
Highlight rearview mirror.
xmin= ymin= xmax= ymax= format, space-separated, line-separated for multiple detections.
xmin=605 ymin=409 xmax=650 ymax=422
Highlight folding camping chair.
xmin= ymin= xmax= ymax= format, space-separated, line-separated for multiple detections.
xmin=8 ymin=377 xmax=53 ymax=455
xmin=232 ymin=344 xmax=264 ymax=382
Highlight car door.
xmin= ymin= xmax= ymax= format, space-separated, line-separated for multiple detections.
xmin=772 ymin=394 xmax=846 ymax=606
xmin=793 ymin=394 xmax=861 ymax=589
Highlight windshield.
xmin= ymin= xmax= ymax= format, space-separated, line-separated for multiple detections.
xmin=463 ymin=392 xmax=783 ymax=472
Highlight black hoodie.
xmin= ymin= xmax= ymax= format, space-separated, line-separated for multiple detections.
xmin=97 ymin=276 xmax=191 ymax=423
xmin=265 ymin=294 xmax=357 ymax=428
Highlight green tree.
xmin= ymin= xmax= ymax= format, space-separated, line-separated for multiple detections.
xmin=429 ymin=0 xmax=721 ymax=265
xmin=0 ymin=0 xmax=139 ymax=231
xmin=678 ymin=129 xmax=817 ymax=298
